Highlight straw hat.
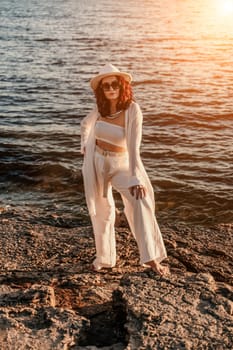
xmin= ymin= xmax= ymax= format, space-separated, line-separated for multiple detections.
xmin=90 ymin=63 xmax=132 ymax=90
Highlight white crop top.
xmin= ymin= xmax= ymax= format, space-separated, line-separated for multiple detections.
xmin=95 ymin=120 xmax=127 ymax=148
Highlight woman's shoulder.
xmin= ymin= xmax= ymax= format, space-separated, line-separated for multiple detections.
xmin=128 ymin=101 xmax=141 ymax=111
xmin=128 ymin=101 xmax=142 ymax=117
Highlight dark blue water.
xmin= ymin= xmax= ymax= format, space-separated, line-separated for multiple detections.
xmin=1 ymin=0 xmax=233 ymax=225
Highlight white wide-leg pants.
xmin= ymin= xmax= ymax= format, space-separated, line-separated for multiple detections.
xmin=91 ymin=148 xmax=167 ymax=271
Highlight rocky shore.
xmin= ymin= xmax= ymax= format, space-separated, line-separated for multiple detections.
xmin=0 ymin=207 xmax=232 ymax=349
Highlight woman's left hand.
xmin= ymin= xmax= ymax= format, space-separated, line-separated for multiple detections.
xmin=129 ymin=185 xmax=146 ymax=200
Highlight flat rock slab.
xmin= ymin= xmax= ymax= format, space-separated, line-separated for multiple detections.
xmin=121 ymin=272 xmax=233 ymax=350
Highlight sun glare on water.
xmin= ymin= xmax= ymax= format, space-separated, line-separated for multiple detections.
xmin=216 ymin=0 xmax=233 ymax=16
xmin=208 ymin=0 xmax=233 ymax=34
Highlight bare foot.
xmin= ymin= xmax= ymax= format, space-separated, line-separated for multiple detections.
xmin=90 ymin=264 xmax=101 ymax=272
xmin=90 ymin=263 xmax=113 ymax=272
xmin=145 ymin=260 xmax=169 ymax=276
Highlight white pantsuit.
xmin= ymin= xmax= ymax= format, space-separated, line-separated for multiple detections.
xmin=91 ymin=149 xmax=167 ymax=270
xmin=81 ymin=102 xmax=167 ymax=270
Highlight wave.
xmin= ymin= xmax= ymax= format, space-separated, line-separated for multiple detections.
xmin=133 ymin=79 xmax=163 ymax=86
xmin=35 ymin=38 xmax=59 ymax=42
xmin=0 ymin=161 xmax=83 ymax=189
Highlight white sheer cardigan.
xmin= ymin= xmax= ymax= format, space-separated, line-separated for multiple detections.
xmin=80 ymin=101 xmax=155 ymax=217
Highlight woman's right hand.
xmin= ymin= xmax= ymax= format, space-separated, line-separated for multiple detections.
xmin=129 ymin=185 xmax=146 ymax=200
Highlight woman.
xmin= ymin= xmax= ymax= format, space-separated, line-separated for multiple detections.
xmin=81 ymin=63 xmax=168 ymax=276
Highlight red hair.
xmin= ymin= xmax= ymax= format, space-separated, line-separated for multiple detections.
xmin=94 ymin=76 xmax=134 ymax=117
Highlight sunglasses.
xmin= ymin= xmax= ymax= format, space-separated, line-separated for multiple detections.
xmin=101 ymin=80 xmax=121 ymax=91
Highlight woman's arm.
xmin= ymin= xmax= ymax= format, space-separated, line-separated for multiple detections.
xmin=128 ymin=103 xmax=143 ymax=183
xmin=128 ymin=103 xmax=146 ymax=198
